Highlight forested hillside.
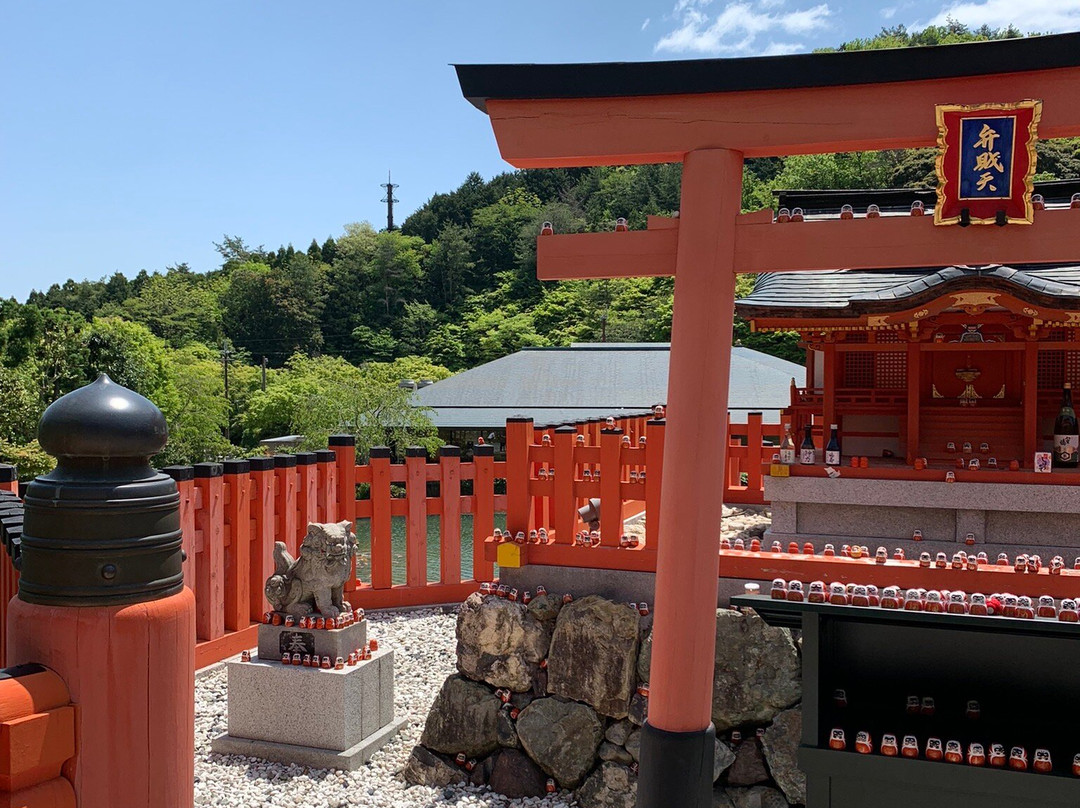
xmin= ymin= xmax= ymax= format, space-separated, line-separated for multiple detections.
xmin=3 ymin=22 xmax=1077 ymax=474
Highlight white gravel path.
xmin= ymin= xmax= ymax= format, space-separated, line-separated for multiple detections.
xmin=196 ymin=606 xmax=577 ymax=808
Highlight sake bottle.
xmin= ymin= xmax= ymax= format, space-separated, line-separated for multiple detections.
xmin=825 ymin=424 xmax=841 ymax=465
xmin=1054 ymin=383 xmax=1079 ymax=467
xmin=800 ymin=425 xmax=816 ymax=465
xmin=779 ymin=423 xmax=796 ymax=465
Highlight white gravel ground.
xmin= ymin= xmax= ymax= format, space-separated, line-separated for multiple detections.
xmin=196 ymin=509 xmax=771 ymax=807
xmin=196 ymin=606 xmax=577 ymax=808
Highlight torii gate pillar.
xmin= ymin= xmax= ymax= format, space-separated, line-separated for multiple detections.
xmin=638 ymin=148 xmax=743 ymax=808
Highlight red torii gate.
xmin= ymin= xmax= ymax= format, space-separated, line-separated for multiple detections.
xmin=456 ymin=33 xmax=1080 ymax=808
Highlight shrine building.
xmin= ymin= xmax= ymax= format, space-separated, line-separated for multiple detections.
xmin=737 ymin=179 xmax=1080 ymax=466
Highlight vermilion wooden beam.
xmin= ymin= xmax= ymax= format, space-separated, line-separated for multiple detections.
xmin=537 ymin=208 xmax=1080 ymax=280
xmin=487 ymin=66 xmax=1080 ymax=167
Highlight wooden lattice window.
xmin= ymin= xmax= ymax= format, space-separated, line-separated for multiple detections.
xmin=844 ymin=332 xmax=869 ymax=343
xmin=875 ymin=331 xmax=902 ymax=343
xmin=1067 ymin=351 xmax=1080 ymax=388
xmin=844 ymin=353 xmax=874 ymax=388
xmin=875 ymin=352 xmax=908 ymax=389
xmin=1038 ymin=350 xmax=1065 ymax=389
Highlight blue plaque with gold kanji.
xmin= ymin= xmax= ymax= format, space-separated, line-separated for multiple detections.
xmin=935 ymin=101 xmax=1041 ymax=225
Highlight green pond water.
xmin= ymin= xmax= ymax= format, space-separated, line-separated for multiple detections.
xmin=354 ymin=513 xmax=506 ymax=585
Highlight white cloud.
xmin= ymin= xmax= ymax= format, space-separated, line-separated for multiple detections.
xmin=642 ymin=17 xmax=651 ymax=30
xmin=926 ymin=0 xmax=1080 ymax=30
xmin=881 ymin=6 xmax=897 ymax=18
xmin=760 ymin=40 xmax=805 ymax=54
xmin=654 ymin=1 xmax=831 ymax=56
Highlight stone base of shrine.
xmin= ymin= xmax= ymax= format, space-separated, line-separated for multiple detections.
xmin=211 ymin=647 xmax=401 ymax=770
xmin=765 ymin=475 xmax=1080 ymax=560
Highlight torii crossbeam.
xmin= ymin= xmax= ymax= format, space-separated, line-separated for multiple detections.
xmin=456 ymin=33 xmax=1080 ymax=808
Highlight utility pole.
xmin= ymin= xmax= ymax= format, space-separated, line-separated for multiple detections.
xmin=261 ymin=356 xmax=268 ymax=391
xmin=381 ymin=171 xmax=399 ymax=231
xmin=221 ymin=341 xmax=233 ymax=443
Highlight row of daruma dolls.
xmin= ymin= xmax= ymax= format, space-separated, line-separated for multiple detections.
xmin=827 ymin=729 xmax=1071 ymax=774
xmin=262 ymin=607 xmax=366 ymax=629
xmin=770 ymin=578 xmax=1080 ymax=621
xmin=477 ymin=580 xmax=652 ymax=617
xmin=239 ymin=637 xmax=380 ymax=669
xmin=738 ymin=535 xmax=1079 ymax=571
xmin=493 ymin=527 xmax=644 ymax=549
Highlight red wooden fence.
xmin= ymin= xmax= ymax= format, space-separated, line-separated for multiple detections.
xmin=0 ymin=413 xmax=785 ymax=668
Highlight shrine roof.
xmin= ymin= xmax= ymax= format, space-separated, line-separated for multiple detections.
xmin=455 ymin=33 xmax=1080 ymax=113
xmin=736 ymin=264 xmax=1080 ymax=319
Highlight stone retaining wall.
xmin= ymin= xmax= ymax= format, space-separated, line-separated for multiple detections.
xmin=403 ymin=591 xmax=806 ymax=807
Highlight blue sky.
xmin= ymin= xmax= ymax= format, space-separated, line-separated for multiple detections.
xmin=3 ymin=0 xmax=1078 ymax=301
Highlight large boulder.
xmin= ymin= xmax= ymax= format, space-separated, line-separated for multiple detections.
xmin=727 ymin=785 xmax=790 ymax=808
xmin=402 ymin=745 xmax=466 ymax=788
xmin=575 ymin=762 xmax=637 ymax=808
xmin=456 ymin=593 xmax=551 ymax=691
xmin=726 ymin=739 xmax=768 ymax=786
xmin=496 ymin=709 xmax=521 ymax=749
xmin=488 ymin=748 xmax=548 ymax=798
xmin=637 ymin=629 xmax=652 ymax=683
xmin=605 ymin=718 xmax=633 ymax=746
xmin=762 ymin=708 xmax=805 ymax=805
xmin=598 ymin=741 xmax=634 ymax=765
xmin=516 ymin=697 xmax=604 ymax=788
xmin=712 ymin=609 xmax=801 ymax=731
xmin=714 ymin=738 xmax=736 ymax=782
xmin=419 ymin=674 xmax=501 ymax=757
xmin=547 ymin=595 xmax=641 ymax=718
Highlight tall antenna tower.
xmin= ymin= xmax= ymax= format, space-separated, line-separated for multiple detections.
xmin=381 ymin=171 xmax=399 ymax=231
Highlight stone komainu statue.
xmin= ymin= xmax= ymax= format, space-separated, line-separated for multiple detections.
xmin=264 ymin=521 xmax=358 ymax=617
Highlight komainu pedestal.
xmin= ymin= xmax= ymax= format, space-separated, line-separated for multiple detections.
xmin=211 ymin=627 xmax=404 ymax=769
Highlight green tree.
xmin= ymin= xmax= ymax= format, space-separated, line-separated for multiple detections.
xmin=123 ymin=268 xmax=223 ymax=347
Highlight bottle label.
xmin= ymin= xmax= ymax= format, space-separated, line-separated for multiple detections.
xmin=780 ymin=449 xmax=796 ymax=465
xmin=1055 ymin=434 xmax=1078 ymax=463
xmin=825 ymin=450 xmax=840 ymax=465
xmin=800 ymin=449 xmax=816 ymax=465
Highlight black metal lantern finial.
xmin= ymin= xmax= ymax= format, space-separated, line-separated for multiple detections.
xmin=18 ymin=374 xmax=184 ymax=606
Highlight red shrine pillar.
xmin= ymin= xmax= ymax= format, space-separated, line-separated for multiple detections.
xmin=7 ymin=375 xmax=195 ymax=808
xmin=638 ymin=148 xmax=743 ymax=808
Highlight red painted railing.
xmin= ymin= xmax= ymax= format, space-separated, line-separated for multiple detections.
xmin=0 ymin=412 xmax=786 ymax=667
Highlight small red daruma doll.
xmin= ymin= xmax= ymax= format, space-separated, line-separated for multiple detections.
xmin=832 ymin=688 xmax=848 ymax=708
xmin=894 ymin=548 xmax=906 ymax=560
xmin=1002 ymin=594 xmax=1018 ymax=618
xmin=823 ymin=543 xmax=836 ymax=557
xmin=919 ymin=552 xmax=932 ymax=569
xmin=808 ymin=581 xmax=827 ymax=604
xmin=828 ymin=728 xmax=846 ymax=751
xmin=905 ymin=695 xmax=921 ymax=715
xmin=829 ymin=583 xmax=848 ymax=606
xmin=925 ymin=738 xmax=944 ymax=761
xmin=989 ymin=744 xmax=1007 ymax=767
xmin=946 ymin=591 xmax=968 ymax=614
xmin=881 ymin=586 xmax=901 ymax=610
xmin=965 ymin=699 xmax=981 ymax=720
xmin=867 ymin=585 xmax=880 ymax=607
xmin=969 ymin=593 xmax=988 ymax=616
xmin=924 ymin=591 xmax=944 ymax=614
xmin=1009 ymin=746 xmax=1028 ymax=771
xmin=1033 ymin=748 xmax=1053 ymax=773
xmin=921 ymin=696 xmax=936 ymax=717
xmin=1016 ymin=596 xmax=1035 ymax=620
xmin=770 ymin=578 xmax=787 ymax=600
xmin=786 ymin=580 xmax=805 ymax=602
xmin=855 ymin=731 xmax=873 ymax=754
xmin=901 ymin=735 xmax=920 ymax=758
xmin=967 ymin=743 xmax=986 ymax=767
xmin=546 ymin=778 xmax=557 ymax=794
xmin=1059 ymin=598 xmax=1079 ymax=622
xmin=904 ymin=589 xmax=924 ymax=611
xmin=934 ymin=552 xmax=948 ymax=569
xmin=944 ymin=740 xmax=963 ymax=763
xmin=851 ymin=585 xmax=870 ymax=607
xmin=881 ymin=734 xmax=899 ymax=756
xmin=1072 ymin=753 xmax=1080 ymax=776
xmin=1037 ymin=595 xmax=1057 ymax=619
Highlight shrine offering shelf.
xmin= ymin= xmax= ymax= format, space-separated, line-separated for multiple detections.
xmin=731 ymin=595 xmax=1080 ymax=808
